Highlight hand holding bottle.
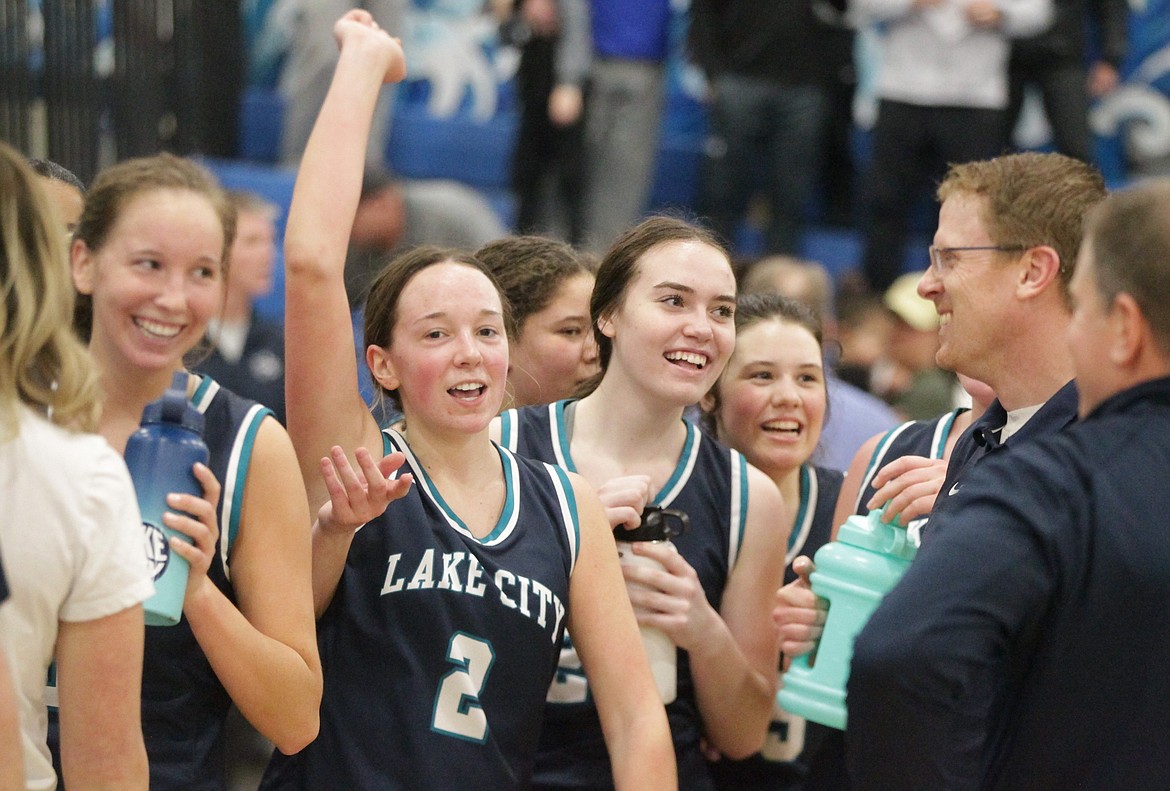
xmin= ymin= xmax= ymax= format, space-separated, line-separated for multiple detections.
xmin=162 ymin=462 xmax=222 ymax=606
xmin=774 ymin=556 xmax=826 ymax=668
xmin=865 ymin=454 xmax=948 ymax=526
xmin=596 ymin=474 xmax=651 ymax=531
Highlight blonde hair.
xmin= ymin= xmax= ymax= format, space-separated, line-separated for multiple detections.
xmin=0 ymin=141 xmax=101 ymax=437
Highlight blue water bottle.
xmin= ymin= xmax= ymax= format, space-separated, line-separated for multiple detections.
xmin=777 ymin=508 xmax=917 ymax=729
xmin=125 ymin=372 xmax=209 ymax=627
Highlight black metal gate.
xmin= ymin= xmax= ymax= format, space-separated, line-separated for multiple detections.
xmin=0 ymin=0 xmax=242 ymax=184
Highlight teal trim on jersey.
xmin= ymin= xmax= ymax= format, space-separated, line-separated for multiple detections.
xmin=551 ymin=402 xmax=700 ymax=505
xmin=186 ymin=374 xmax=267 ymax=574
xmin=653 ymin=420 xmax=699 ymax=507
xmin=190 ymin=372 xmax=218 ymax=413
xmin=476 ymin=445 xmax=519 ymax=545
xmin=386 ymin=429 xmax=520 ymax=546
xmin=551 ymin=400 xmax=577 ymax=473
xmin=223 ymin=404 xmax=273 ymax=566
xmin=734 ymin=450 xmax=749 ymax=557
xmin=727 ymin=448 xmax=750 ymax=569
xmin=863 ymin=422 xmax=907 ymax=484
xmin=931 ymin=408 xmax=965 ymax=459
xmin=548 ymin=464 xmax=581 ymax=573
xmin=378 ymin=429 xmax=409 ymax=485
xmin=789 ymin=465 xmax=812 ymax=554
xmin=499 ymin=409 xmax=516 ymax=452
xmin=854 ymin=420 xmax=916 ymax=516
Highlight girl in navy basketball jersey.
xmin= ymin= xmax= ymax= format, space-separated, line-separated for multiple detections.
xmin=698 ymin=293 xmax=842 ymax=791
xmin=494 ymin=218 xmax=789 ymax=790
xmin=261 ymin=11 xmax=674 ymax=790
xmin=61 ymin=154 xmax=322 ymax=789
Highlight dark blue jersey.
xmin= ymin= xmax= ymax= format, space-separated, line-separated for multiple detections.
xmin=849 ymin=377 xmax=1170 ymax=789
xmin=500 ymin=400 xmax=750 ymax=791
xmin=142 ymin=377 xmax=273 ymax=790
xmin=262 ymin=429 xmax=580 ymax=790
xmin=709 ymin=464 xmax=843 ymax=791
xmin=48 ymin=375 xmax=273 ymax=791
xmin=850 ymin=408 xmax=967 ymax=519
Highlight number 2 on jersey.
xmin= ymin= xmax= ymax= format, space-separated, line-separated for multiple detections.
xmin=432 ymin=632 xmax=495 ymax=743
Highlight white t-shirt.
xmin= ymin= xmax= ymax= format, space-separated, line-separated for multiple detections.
xmin=0 ymin=406 xmax=153 ymax=791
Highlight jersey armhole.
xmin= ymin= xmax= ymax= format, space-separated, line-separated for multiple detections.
xmin=727 ymin=450 xmax=749 ymax=571
xmin=853 ymin=420 xmax=915 ymax=515
xmin=547 ymin=464 xmax=581 ymax=577
xmin=220 ymin=404 xmax=274 ymax=579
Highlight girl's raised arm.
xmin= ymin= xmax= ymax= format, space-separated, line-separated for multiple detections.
xmin=283 ymin=11 xmax=406 ymax=511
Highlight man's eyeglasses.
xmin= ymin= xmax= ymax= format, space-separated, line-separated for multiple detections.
xmin=928 ymin=245 xmax=1026 ymax=274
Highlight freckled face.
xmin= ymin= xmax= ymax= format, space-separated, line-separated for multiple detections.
xmin=709 ymin=319 xmax=826 ymax=479
xmin=385 ymin=262 xmax=509 ymax=433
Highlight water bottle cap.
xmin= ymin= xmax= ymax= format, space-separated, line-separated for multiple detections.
xmin=614 ymin=505 xmax=689 ymax=543
xmin=138 ymin=372 xmax=205 ymax=434
xmin=837 ymin=507 xmax=917 ymax=560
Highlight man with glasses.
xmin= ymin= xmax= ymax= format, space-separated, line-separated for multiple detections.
xmin=846 ymin=169 xmax=1170 ymax=791
xmin=774 ymin=151 xmax=1107 ymax=786
xmin=812 ymin=151 xmax=1107 ymax=535
xmin=915 ymin=151 xmax=1104 ymax=535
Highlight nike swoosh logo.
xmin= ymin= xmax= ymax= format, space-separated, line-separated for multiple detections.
xmin=948 ymin=482 xmax=962 ymax=496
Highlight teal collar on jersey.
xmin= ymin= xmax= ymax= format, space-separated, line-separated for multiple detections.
xmin=786 ymin=464 xmax=816 ymax=564
xmin=385 ymin=428 xmax=520 ymax=546
xmin=550 ymin=399 xmax=700 ymax=509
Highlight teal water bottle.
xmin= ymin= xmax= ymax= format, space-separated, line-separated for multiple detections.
xmin=125 ymin=372 xmax=209 ymax=627
xmin=777 ymin=508 xmax=916 ymax=729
